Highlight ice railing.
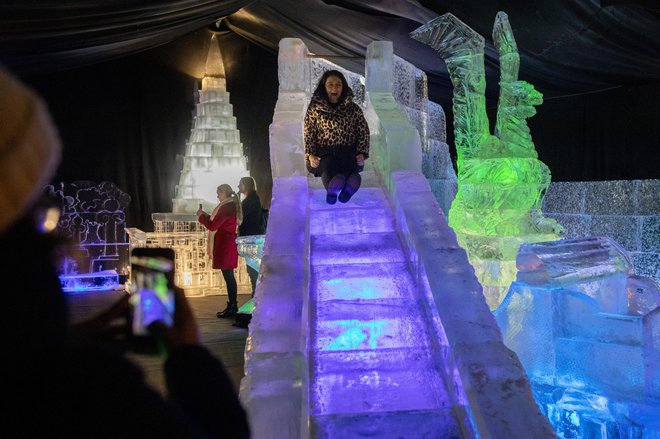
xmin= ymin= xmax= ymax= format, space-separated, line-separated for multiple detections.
xmin=240 ymin=38 xmax=554 ymax=438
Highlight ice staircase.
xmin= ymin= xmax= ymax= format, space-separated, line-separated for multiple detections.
xmin=307 ymin=172 xmax=461 ymax=437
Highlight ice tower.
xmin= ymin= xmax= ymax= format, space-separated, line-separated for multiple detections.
xmin=173 ymin=34 xmax=248 ymax=213
xmin=126 ymin=34 xmax=251 ymax=297
xmin=411 ymin=13 xmax=563 ymax=309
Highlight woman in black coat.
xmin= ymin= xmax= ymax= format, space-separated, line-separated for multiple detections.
xmin=238 ymin=176 xmax=266 ymax=296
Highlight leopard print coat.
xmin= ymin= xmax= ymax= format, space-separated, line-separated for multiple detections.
xmin=303 ymin=89 xmax=370 ymax=163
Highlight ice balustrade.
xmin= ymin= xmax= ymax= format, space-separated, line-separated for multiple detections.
xmin=494 ymin=237 xmax=660 ymax=437
xmin=125 ymin=213 xmax=252 ymax=297
xmin=239 ymin=37 xmax=554 ymax=438
xmin=411 ymin=12 xmax=563 ymax=310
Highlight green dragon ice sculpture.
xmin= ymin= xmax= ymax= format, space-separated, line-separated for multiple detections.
xmin=411 ymin=12 xmax=563 ymax=309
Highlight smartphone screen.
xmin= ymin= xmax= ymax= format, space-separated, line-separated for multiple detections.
xmin=128 ymin=248 xmax=175 ymax=336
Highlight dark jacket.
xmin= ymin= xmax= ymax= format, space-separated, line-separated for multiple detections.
xmin=239 ymin=191 xmax=264 ymax=236
xmin=2 ymin=218 xmax=250 ymax=439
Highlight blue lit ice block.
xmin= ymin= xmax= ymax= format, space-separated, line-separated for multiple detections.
xmin=494 ymin=236 xmax=660 ymax=436
xmin=236 ymin=235 xmax=264 ymax=272
xmin=60 ymin=269 xmax=119 ymax=293
xmin=235 ymin=235 xmax=265 ymax=316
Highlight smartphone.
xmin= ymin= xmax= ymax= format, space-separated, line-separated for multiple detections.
xmin=128 ymin=248 xmax=175 ymax=336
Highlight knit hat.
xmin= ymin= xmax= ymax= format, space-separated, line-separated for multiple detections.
xmin=0 ymin=67 xmax=62 ymax=234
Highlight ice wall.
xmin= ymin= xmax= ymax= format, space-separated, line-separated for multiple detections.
xmin=411 ymin=12 xmax=562 ymax=310
xmin=543 ymin=179 xmax=660 ymax=285
xmin=494 ymin=237 xmax=660 ymax=436
xmin=240 ymin=38 xmax=309 ymax=438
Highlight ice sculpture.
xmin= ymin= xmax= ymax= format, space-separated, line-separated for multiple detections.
xmin=411 ymin=12 xmax=562 ymax=309
xmin=128 ymin=34 xmax=252 ymax=297
xmin=125 ymin=214 xmax=252 ymax=297
xmin=47 ymin=181 xmax=130 ymax=292
xmin=173 ymin=33 xmax=249 ymax=213
xmin=234 ymin=234 xmax=265 ymax=317
xmin=494 ymin=237 xmax=660 ymax=437
xmin=236 ymin=235 xmax=265 ymax=273
xmin=240 ymin=38 xmax=555 ymax=439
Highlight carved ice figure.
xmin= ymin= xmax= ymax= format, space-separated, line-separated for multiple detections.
xmin=411 ymin=12 xmax=562 ymax=309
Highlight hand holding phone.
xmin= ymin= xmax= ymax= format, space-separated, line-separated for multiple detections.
xmin=128 ymin=248 xmax=175 ymax=337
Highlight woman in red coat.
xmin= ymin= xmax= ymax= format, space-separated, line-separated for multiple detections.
xmin=197 ymin=184 xmax=243 ymax=318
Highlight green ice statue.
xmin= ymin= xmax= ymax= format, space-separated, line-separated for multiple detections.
xmin=411 ymin=12 xmax=563 ymax=309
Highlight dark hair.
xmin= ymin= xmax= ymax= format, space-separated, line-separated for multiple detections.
xmin=313 ymin=70 xmax=350 ymax=103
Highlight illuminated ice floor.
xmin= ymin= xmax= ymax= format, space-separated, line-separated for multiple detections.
xmin=307 ymin=184 xmax=460 ymax=437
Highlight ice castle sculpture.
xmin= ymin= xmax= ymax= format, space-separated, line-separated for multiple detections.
xmin=494 ymin=237 xmax=660 ymax=437
xmin=173 ymin=33 xmax=248 ymax=213
xmin=126 ymin=33 xmax=251 ymax=297
xmin=411 ymin=12 xmax=563 ymax=309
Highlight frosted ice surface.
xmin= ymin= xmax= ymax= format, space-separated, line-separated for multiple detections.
xmin=495 ymin=236 xmax=660 ymax=436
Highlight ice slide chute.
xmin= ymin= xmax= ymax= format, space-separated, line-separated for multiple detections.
xmin=238 ymin=39 xmax=555 ymax=438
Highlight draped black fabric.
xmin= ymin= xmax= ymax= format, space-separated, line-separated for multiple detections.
xmin=1 ymin=0 xmax=659 ymax=229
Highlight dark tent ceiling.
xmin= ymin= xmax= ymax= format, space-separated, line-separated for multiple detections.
xmin=1 ymin=1 xmax=659 ymax=229
xmin=3 ymin=0 xmax=660 ymax=106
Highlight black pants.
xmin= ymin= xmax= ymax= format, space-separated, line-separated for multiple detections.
xmin=221 ymin=269 xmax=237 ymax=305
xmin=316 ymin=147 xmax=359 ymax=189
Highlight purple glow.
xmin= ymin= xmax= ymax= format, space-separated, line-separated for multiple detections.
xmin=60 ymin=270 xmax=119 ymax=293
xmin=308 ymin=187 xmax=459 ymax=433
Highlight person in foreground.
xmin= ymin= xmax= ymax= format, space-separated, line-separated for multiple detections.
xmin=238 ymin=176 xmax=265 ymax=297
xmin=0 ymin=66 xmax=250 ymax=438
xmin=304 ymin=69 xmax=370 ymax=204
xmin=197 ymin=184 xmax=242 ymax=318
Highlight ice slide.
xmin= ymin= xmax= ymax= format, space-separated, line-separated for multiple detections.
xmin=238 ymin=40 xmax=555 ymax=438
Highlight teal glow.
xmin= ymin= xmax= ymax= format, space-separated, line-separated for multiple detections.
xmin=321 ymin=278 xmax=383 ymax=301
xmin=321 ymin=320 xmax=388 ymax=351
xmin=238 ymin=298 xmax=254 ymax=314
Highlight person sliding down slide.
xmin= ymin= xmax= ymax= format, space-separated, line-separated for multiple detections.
xmin=304 ymin=69 xmax=370 ymax=205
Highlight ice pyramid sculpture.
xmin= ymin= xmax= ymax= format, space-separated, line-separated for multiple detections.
xmin=173 ymin=34 xmax=248 ymax=213
xmin=411 ymin=12 xmax=563 ymax=310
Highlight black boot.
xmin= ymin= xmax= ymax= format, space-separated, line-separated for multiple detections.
xmin=338 ymin=172 xmax=361 ymax=203
xmin=217 ymin=301 xmax=238 ymax=318
xmin=326 ymin=174 xmax=345 ymax=205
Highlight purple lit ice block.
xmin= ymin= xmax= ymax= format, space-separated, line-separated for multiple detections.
xmin=60 ymin=269 xmax=119 ymax=293
xmin=494 ymin=236 xmax=660 ymax=436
